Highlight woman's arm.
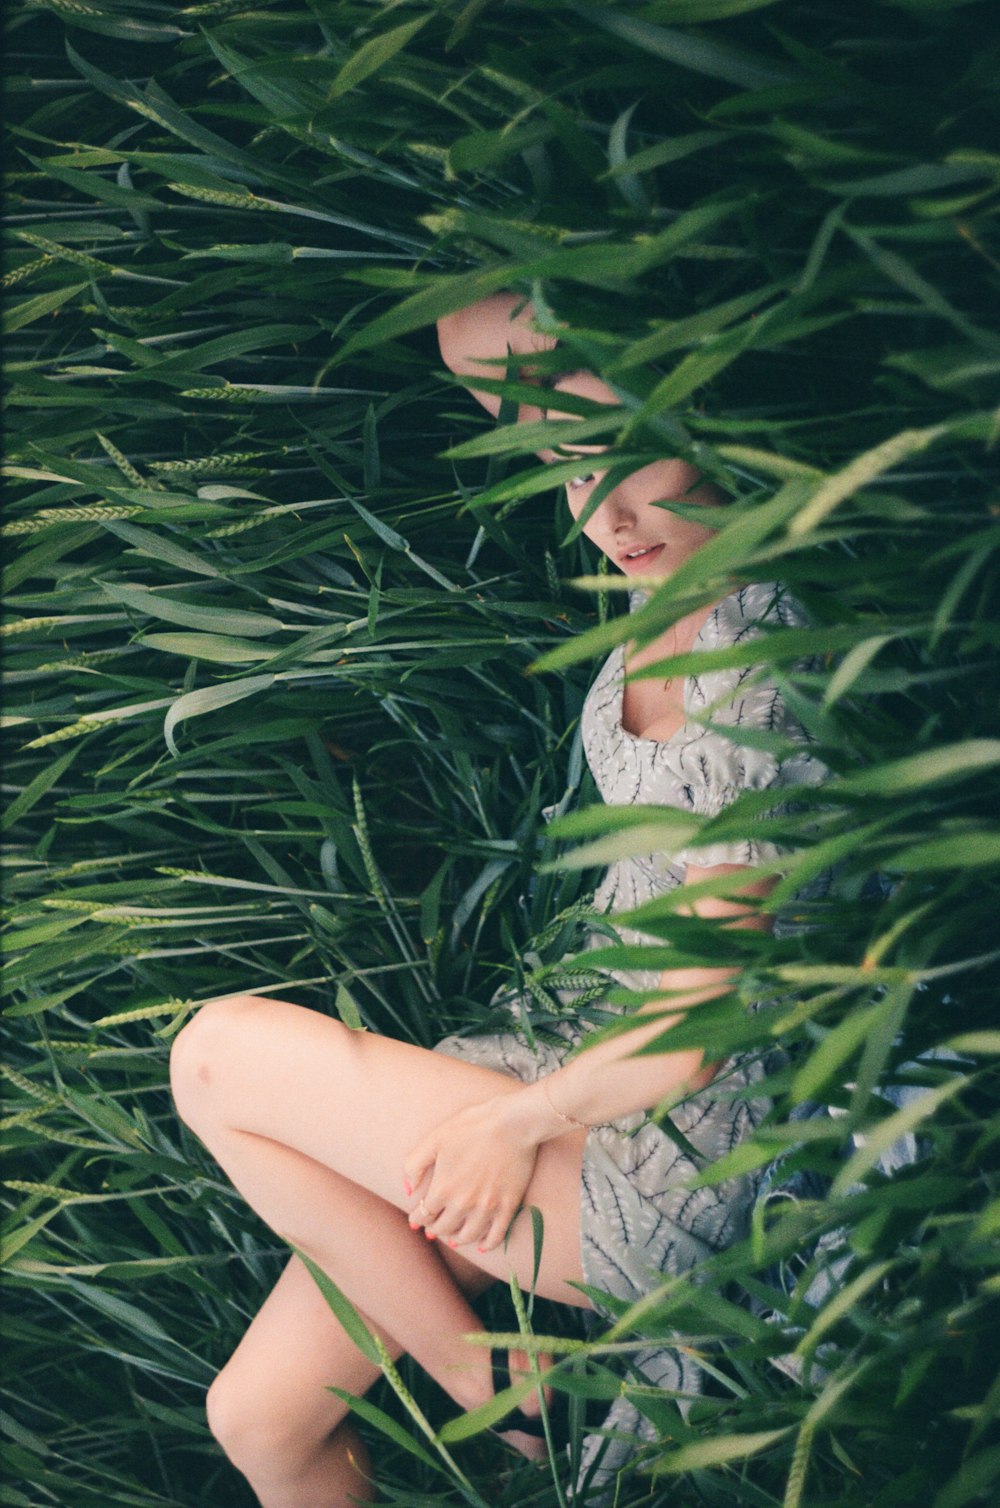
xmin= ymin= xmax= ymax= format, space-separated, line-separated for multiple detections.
xmin=438 ymin=295 xmax=625 ymax=475
xmin=403 ymin=865 xmax=774 ymax=1249
xmin=507 ymin=863 xmax=775 ymax=1138
xmin=437 ymin=292 xmax=557 ymax=421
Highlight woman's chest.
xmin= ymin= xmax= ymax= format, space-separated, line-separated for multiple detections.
xmin=620 ymin=669 xmax=687 ymax=743
xmin=582 ymin=658 xmax=695 ymax=809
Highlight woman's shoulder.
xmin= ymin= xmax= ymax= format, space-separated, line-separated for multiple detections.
xmin=686 ymin=582 xmax=809 ymax=728
xmin=705 ymin=582 xmax=806 ymax=648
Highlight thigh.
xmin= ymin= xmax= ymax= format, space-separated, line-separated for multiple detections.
xmin=173 ymin=995 xmax=590 ymax=1306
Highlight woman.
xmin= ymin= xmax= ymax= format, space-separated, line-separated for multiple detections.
xmin=170 ymin=293 xmax=808 ymax=1508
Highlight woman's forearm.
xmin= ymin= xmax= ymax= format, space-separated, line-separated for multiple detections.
xmin=499 ymin=869 xmax=775 ymax=1144
xmin=437 ymin=293 xmax=623 ymax=455
xmin=437 ymin=294 xmax=557 ymax=421
xmin=501 ymin=964 xmax=734 ymax=1144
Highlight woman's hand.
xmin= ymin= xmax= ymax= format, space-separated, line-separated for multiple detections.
xmin=403 ymin=1093 xmax=541 ymax=1253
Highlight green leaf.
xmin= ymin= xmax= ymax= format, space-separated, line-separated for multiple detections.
xmin=293 ymin=1248 xmax=381 ymax=1364
xmin=450 ymin=122 xmax=554 ymax=175
xmin=634 ymin=0 xmax=782 ymax=17
xmin=333 ymin=265 xmax=521 ymax=362
xmin=831 ymin=1080 xmax=965 ymax=1196
xmin=945 ymin=1033 xmax=1000 ymax=1054
xmin=100 ymin=521 xmax=222 ymax=577
xmin=347 ymin=496 xmax=408 ymax=551
xmin=3 ymin=283 xmax=89 ymax=335
xmin=621 ymin=317 xmax=762 ymax=426
xmin=789 ymin=423 xmax=950 ymax=536
xmin=0 ymin=1208 xmax=62 ymax=1266
xmin=791 ymin=1004 xmax=881 ymax=1103
xmin=933 ymin=1447 xmax=1000 ymax=1508
xmin=891 ymin=832 xmax=1000 ymax=870
xmin=846 ymin=225 xmax=1000 ymax=353
xmin=1 ymin=744 xmax=79 ymax=832
xmin=795 ymin=1260 xmax=896 ymax=1360
xmin=571 ymin=3 xmax=797 ymax=89
xmin=837 ymin=740 xmax=1000 ymax=796
xmin=328 ymin=16 xmax=430 ymax=99
xmin=543 ymin=821 xmax=701 ymax=871
xmin=650 ymin=1426 xmax=794 ymax=1473
xmin=203 ymin=32 xmax=324 ymax=118
xmin=819 ymin=161 xmax=998 ymax=197
xmin=334 ymin=983 xmax=365 ymax=1031
xmin=602 ymin=128 xmax=734 ymax=181
xmin=141 ymin=633 xmax=270 ymax=664
xmin=163 ymin=676 xmax=276 ymax=756
xmin=326 ymin=1387 xmax=442 ymax=1469
xmin=100 ymin=582 xmax=283 ymax=637
xmin=605 ymin=283 xmax=777 ymax=370
xmin=437 ymin=1371 xmax=540 ymax=1441
xmin=823 ymin=636 xmax=893 ymax=706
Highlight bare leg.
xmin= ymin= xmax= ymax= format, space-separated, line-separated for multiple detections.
xmin=206 ymin=1256 xmax=386 ymax=1508
xmin=208 ymin=1251 xmax=544 ymax=1508
xmin=171 ymin=994 xmax=589 ymax=1504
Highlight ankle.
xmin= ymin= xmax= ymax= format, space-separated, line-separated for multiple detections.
xmin=506 ymin=1348 xmax=542 ymax=1415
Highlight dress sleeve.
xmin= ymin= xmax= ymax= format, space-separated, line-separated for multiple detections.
xmin=664 ymin=585 xmax=824 ymax=871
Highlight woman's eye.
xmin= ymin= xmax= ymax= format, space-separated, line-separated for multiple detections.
xmin=569 ymin=473 xmax=596 ymax=489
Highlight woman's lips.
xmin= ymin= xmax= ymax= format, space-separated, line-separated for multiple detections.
xmin=617 ymin=543 xmax=665 ymax=573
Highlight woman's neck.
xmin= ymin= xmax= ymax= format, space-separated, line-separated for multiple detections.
xmin=620 ymin=600 xmax=718 ymax=742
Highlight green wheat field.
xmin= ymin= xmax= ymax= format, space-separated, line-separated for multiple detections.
xmin=3 ymin=1 xmax=999 ymax=1504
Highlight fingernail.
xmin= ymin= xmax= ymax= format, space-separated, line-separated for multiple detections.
xmin=425 ymin=1230 xmax=436 ymax=1241
xmin=477 ymin=1246 xmax=486 ymax=1254
xmin=408 ymin=1221 xmax=418 ymax=1231
xmin=448 ymin=1239 xmax=457 ymax=1249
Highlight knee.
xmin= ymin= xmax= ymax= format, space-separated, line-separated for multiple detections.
xmin=206 ymin=1364 xmax=296 ymax=1480
xmin=206 ymin=1360 xmax=338 ymax=1485
xmin=169 ymin=994 xmax=265 ymax=1130
xmin=205 ymin=1364 xmax=249 ymax=1468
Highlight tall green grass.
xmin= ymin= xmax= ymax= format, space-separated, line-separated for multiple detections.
xmin=4 ymin=1 xmax=999 ymax=1504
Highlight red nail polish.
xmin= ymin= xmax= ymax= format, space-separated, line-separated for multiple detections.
xmin=448 ymin=1239 xmax=457 ymax=1248
xmin=425 ymin=1230 xmax=436 ymax=1241
xmin=477 ymin=1247 xmax=486 ymax=1254
xmin=408 ymin=1221 xmax=418 ymax=1230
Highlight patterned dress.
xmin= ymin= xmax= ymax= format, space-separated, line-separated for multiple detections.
xmin=434 ymin=581 xmax=820 ymax=1313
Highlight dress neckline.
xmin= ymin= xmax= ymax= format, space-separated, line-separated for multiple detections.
xmin=589 ymin=584 xmax=782 ymax=748
xmin=606 ymin=591 xmax=748 ymax=750
xmin=612 ymin=597 xmax=721 ymax=747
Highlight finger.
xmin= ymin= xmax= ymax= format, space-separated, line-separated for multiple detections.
xmin=407 ymin=1163 xmax=441 ymax=1228
xmin=402 ymin=1143 xmax=436 ymax=1203
xmin=412 ymin=1202 xmax=442 ymax=1235
xmin=427 ymin=1202 xmax=467 ymax=1243
xmin=407 ymin=1181 xmax=436 ymax=1232
xmin=478 ymin=1207 xmax=515 ymax=1253
xmin=443 ymin=1211 xmax=489 ymax=1249
xmin=416 ymin=1178 xmax=454 ymax=1236
xmin=461 ymin=1207 xmax=500 ymax=1249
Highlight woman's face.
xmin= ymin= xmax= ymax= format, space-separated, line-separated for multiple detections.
xmin=546 ymin=373 xmax=722 ymax=579
xmin=564 ymin=459 xmax=721 ymax=580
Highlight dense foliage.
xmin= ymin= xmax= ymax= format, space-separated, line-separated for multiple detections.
xmin=4 ymin=1 xmax=999 ymax=1504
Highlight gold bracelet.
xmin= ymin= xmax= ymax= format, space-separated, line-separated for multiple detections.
xmin=542 ymin=1075 xmax=593 ymax=1130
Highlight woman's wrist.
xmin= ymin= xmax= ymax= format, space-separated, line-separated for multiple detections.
xmin=494 ymin=1078 xmax=591 ymax=1145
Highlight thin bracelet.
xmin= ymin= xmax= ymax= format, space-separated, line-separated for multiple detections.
xmin=542 ymin=1075 xmax=593 ymax=1130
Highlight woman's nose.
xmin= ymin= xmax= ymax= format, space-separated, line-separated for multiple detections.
xmin=603 ymin=489 xmax=637 ymax=531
